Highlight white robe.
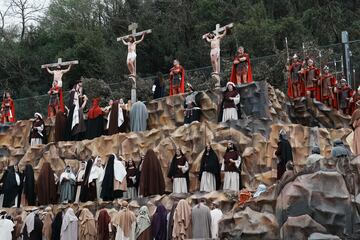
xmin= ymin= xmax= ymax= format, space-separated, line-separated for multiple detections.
xmin=222 ymin=157 xmax=241 ymax=191
xmin=173 ymin=161 xmax=189 ymax=194
xmin=60 ymin=209 xmax=78 ymax=240
xmin=210 ymin=208 xmax=223 ymax=239
xmin=88 ymin=165 xmax=104 ymax=200
xmin=200 ymin=171 xmax=216 ymax=192
xmin=222 ymin=94 xmax=240 ymax=122
xmin=0 ymin=218 xmax=15 ymax=240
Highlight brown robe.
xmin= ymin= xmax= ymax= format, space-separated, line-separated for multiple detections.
xmin=97 ymin=209 xmax=111 ymax=240
xmin=55 ymin=110 xmax=67 ymax=142
xmin=351 ymin=108 xmax=360 ymax=155
xmin=139 ymin=149 xmax=165 ymax=197
xmin=112 ymin=208 xmax=136 ymax=238
xmin=137 ymin=227 xmax=152 ymax=240
xmin=172 ymin=199 xmax=192 ymax=240
xmin=42 ymin=211 xmax=54 ymax=240
xmin=36 ymin=162 xmax=57 ymax=205
xmin=79 ymin=208 xmax=97 ymax=240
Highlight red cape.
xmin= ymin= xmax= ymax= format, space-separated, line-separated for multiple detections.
xmin=1 ymin=98 xmax=16 ymax=123
xmin=47 ymin=86 xmax=64 ymax=117
xmin=88 ymin=98 xmax=103 ymax=119
xmin=316 ymin=74 xmax=336 ymax=102
xmin=230 ymin=53 xmax=253 ymax=84
xmin=169 ymin=65 xmax=185 ymax=96
xmin=287 ymin=62 xmax=305 ymax=98
xmin=333 ymin=85 xmax=353 ymax=110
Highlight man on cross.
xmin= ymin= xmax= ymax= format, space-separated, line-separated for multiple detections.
xmin=46 ymin=64 xmax=72 ymax=88
xmin=205 ymin=27 xmax=228 ymax=74
xmin=121 ymin=33 xmax=146 ymax=77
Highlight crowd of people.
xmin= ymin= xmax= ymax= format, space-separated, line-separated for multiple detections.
xmin=287 ymin=54 xmax=360 ymax=115
xmin=0 ymin=196 xmax=227 ymax=240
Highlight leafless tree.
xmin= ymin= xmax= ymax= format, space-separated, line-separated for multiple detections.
xmin=9 ymin=0 xmax=45 ymax=41
xmin=0 ymin=4 xmax=11 ymax=39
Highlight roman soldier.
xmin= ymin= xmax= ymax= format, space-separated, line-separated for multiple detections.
xmin=169 ymin=59 xmax=185 ymax=96
xmin=230 ymin=46 xmax=253 ymax=84
xmin=334 ymin=78 xmax=353 ymax=115
xmin=287 ymin=54 xmax=305 ymax=99
xmin=350 ymin=86 xmax=360 ymax=114
xmin=303 ymin=59 xmax=320 ymax=99
xmin=47 ymin=79 xmax=64 ymax=118
xmin=317 ymin=65 xmax=336 ymax=106
xmin=1 ymin=91 xmax=16 ymax=123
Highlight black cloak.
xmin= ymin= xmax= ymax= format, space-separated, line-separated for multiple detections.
xmin=79 ymin=159 xmax=96 ymax=202
xmin=51 ymin=211 xmax=63 ymax=240
xmin=167 ymin=153 xmax=190 ymax=191
xmin=275 ymin=135 xmax=293 ymax=180
xmin=23 ymin=164 xmax=36 ymax=206
xmin=2 ymin=165 xmax=21 ymax=208
xmin=199 ymin=147 xmax=221 ymax=190
xmin=101 ymin=155 xmax=115 ymax=201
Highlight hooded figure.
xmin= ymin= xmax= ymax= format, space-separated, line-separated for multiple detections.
xmin=80 ymin=159 xmax=97 ymax=202
xmin=54 ymin=109 xmax=68 ymax=142
xmin=130 ymin=100 xmax=148 ymax=132
xmin=199 ymin=144 xmax=221 ymax=192
xmin=51 ymin=210 xmax=63 ymax=240
xmin=125 ymin=160 xmax=138 ymax=199
xmin=42 ymin=207 xmax=54 ymax=240
xmin=112 ymin=203 xmax=136 ymax=240
xmin=305 ymin=146 xmax=324 ymax=167
xmin=78 ymin=208 xmax=97 ymax=240
xmin=36 ymin=162 xmax=57 ymax=205
xmin=222 ymin=142 xmax=242 ymax=191
xmin=107 ymin=99 xmax=128 ymax=135
xmin=218 ymin=82 xmax=241 ymax=122
xmin=183 ymin=83 xmax=202 ymax=124
xmin=2 ymin=165 xmax=22 ymax=207
xmin=97 ymin=209 xmax=111 ymax=240
xmin=22 ymin=164 xmax=36 ymax=206
xmin=101 ymin=154 xmax=127 ymax=201
xmin=75 ymin=161 xmax=86 ymax=203
xmin=86 ymin=97 xmax=104 ymax=139
xmin=191 ymin=200 xmax=212 ymax=239
xmin=59 ymin=165 xmax=76 ymax=203
xmin=138 ymin=149 xmax=165 ymax=197
xmin=275 ymin=130 xmax=293 ymax=180
xmin=22 ymin=208 xmax=44 ymax=240
xmin=331 ymin=139 xmax=351 ymax=158
xmin=210 ymin=202 xmax=223 ymax=239
xmin=151 ymin=203 xmax=167 ymax=240
xmin=172 ymin=199 xmax=192 ymax=239
xmin=167 ymin=148 xmax=190 ymax=194
xmin=29 ymin=112 xmax=46 ymax=145
xmin=135 ymin=206 xmax=152 ymax=240
xmin=60 ymin=208 xmax=78 ymax=240
xmin=88 ymin=156 xmax=105 ymax=201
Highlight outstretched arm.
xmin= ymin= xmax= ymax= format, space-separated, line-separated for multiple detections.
xmin=62 ymin=64 xmax=72 ymax=74
xmin=135 ymin=33 xmax=145 ymax=44
xmin=46 ymin=67 xmax=54 ymax=75
xmin=218 ymin=28 xmax=227 ymax=39
xmin=121 ymin=38 xmax=129 ymax=45
xmin=205 ymin=34 xmax=211 ymax=43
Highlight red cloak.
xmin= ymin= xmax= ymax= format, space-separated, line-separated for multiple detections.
xmin=1 ymin=97 xmax=16 ymax=123
xmin=88 ymin=98 xmax=103 ymax=119
xmin=333 ymin=85 xmax=353 ymax=110
xmin=169 ymin=65 xmax=185 ymax=96
xmin=230 ymin=53 xmax=253 ymax=84
xmin=47 ymin=86 xmax=64 ymax=117
xmin=316 ymin=73 xmax=336 ymax=102
xmin=287 ymin=61 xmax=305 ymax=98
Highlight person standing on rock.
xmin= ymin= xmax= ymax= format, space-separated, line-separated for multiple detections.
xmin=125 ymin=159 xmax=138 ymax=199
xmin=1 ymin=91 xmax=16 ymax=123
xmin=210 ymin=201 xmax=223 ymax=239
xmin=230 ymin=46 xmax=253 ymax=85
xmin=167 ymin=148 xmax=190 ymax=194
xmin=29 ymin=112 xmax=46 ymax=146
xmin=351 ymin=101 xmax=360 ymax=155
xmin=183 ymin=83 xmax=201 ymax=124
xmin=199 ymin=144 xmax=221 ymax=192
xmin=59 ymin=165 xmax=76 ymax=203
xmin=275 ymin=129 xmax=293 ymax=180
xmin=218 ymin=82 xmax=241 ymax=122
xmin=130 ymin=99 xmax=148 ymax=132
xmin=222 ymin=141 xmax=242 ymax=191
xmin=169 ymin=59 xmax=185 ymax=96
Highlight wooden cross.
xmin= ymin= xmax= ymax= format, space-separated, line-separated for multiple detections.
xmin=41 ymin=58 xmax=79 ymax=69
xmin=202 ymin=23 xmax=233 ymax=39
xmin=117 ymin=23 xmax=152 ymax=103
xmin=116 ymin=23 xmax=152 ymax=42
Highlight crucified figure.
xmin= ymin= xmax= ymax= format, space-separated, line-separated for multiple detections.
xmin=205 ymin=27 xmax=228 ymax=74
xmin=121 ymin=33 xmax=146 ymax=77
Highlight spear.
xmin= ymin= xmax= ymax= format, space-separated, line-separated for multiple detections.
xmin=285 ymin=37 xmax=292 ymax=97
xmin=319 ymin=50 xmax=322 ymax=102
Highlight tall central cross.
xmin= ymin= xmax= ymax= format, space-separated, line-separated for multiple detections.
xmin=117 ymin=23 xmax=152 ymax=103
xmin=41 ymin=58 xmax=79 ymax=69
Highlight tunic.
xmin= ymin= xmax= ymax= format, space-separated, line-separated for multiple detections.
xmin=59 ymin=171 xmax=76 ymax=203
xmin=167 ymin=155 xmax=189 ymax=194
xmin=210 ymin=208 xmax=223 ymax=238
xmin=30 ymin=118 xmax=45 ymax=145
xmin=191 ymin=204 xmax=212 ymax=239
xmin=184 ymin=91 xmax=201 ymax=124
xmin=221 ymin=89 xmax=240 ymax=122
xmin=222 ymin=150 xmax=241 ymax=191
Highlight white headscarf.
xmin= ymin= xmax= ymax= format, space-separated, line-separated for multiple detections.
xmin=113 ymin=154 xmax=127 ymax=183
xmin=61 ymin=208 xmax=78 ymax=235
xmin=253 ymin=184 xmax=267 ymax=198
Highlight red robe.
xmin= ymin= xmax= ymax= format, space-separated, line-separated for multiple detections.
xmin=287 ymin=61 xmax=305 ymax=98
xmin=230 ymin=53 xmax=253 ymax=84
xmin=169 ymin=65 xmax=185 ymax=96
xmin=316 ymin=73 xmax=336 ymax=102
xmin=88 ymin=98 xmax=103 ymax=119
xmin=1 ymin=97 xmax=16 ymax=123
xmin=333 ymin=84 xmax=353 ymax=110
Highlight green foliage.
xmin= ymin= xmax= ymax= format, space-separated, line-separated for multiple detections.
xmin=1 ymin=0 xmax=360 ymax=119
